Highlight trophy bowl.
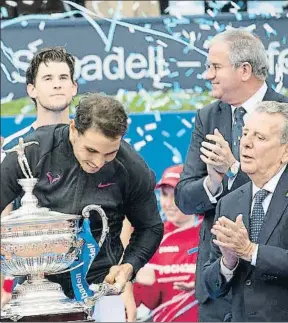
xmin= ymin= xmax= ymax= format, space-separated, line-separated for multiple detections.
xmin=1 ymin=139 xmax=119 ymax=322
xmin=1 ymin=179 xmax=83 ymax=276
xmin=0 ymin=178 xmax=108 ymax=322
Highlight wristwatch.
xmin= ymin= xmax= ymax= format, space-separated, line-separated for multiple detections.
xmin=226 ymin=161 xmax=240 ymax=179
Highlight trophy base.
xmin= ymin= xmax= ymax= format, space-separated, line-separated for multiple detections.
xmin=0 ymin=278 xmax=94 ymax=322
xmin=0 ymin=311 xmax=93 ymax=322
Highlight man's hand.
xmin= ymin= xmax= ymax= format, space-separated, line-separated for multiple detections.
xmin=104 ymin=263 xmax=134 ymax=292
xmin=121 ymin=282 xmax=137 ymax=322
xmin=205 ymin=165 xmax=225 ymax=196
xmin=221 ymin=247 xmax=239 ymax=270
xmin=211 ymin=215 xmax=256 ymax=263
xmin=211 ymin=218 xmax=238 ymax=269
xmin=173 ymin=280 xmax=195 ymax=291
xmin=200 ymin=128 xmax=236 ymax=175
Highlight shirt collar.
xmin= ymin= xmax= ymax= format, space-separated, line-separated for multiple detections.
xmin=61 ymin=124 xmax=75 ymax=157
xmin=252 ymin=163 xmax=287 ymax=198
xmin=231 ymin=82 xmax=268 ymax=115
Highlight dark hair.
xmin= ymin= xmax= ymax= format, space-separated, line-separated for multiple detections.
xmin=26 ymin=46 xmax=75 ymax=85
xmin=74 ymin=93 xmax=128 ymax=138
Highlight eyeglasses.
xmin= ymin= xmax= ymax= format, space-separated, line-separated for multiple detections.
xmin=204 ymin=63 xmax=222 ymax=75
xmin=205 ymin=61 xmax=251 ymax=75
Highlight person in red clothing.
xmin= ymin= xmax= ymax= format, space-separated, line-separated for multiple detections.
xmin=134 ymin=164 xmax=203 ymax=322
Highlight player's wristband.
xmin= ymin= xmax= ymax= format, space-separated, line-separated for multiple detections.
xmin=3 ymin=279 xmax=14 ymax=293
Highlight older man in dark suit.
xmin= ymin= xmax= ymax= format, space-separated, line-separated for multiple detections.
xmin=175 ymin=28 xmax=288 ymax=322
xmin=203 ymin=101 xmax=288 ymax=322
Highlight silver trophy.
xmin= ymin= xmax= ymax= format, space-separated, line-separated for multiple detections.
xmin=1 ymin=139 xmax=121 ymax=322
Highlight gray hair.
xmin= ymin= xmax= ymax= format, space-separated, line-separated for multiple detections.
xmin=210 ymin=28 xmax=269 ymax=81
xmin=254 ymin=101 xmax=288 ymax=144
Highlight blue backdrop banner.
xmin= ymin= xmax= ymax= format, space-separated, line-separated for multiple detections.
xmin=1 ymin=12 xmax=287 ymax=101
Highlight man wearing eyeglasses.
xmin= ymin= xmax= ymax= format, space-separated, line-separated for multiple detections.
xmin=175 ymin=28 xmax=288 ymax=322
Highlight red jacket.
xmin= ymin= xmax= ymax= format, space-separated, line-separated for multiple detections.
xmin=134 ymin=217 xmax=202 ymax=322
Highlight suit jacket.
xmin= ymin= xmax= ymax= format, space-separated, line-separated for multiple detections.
xmin=175 ymin=87 xmax=288 ymax=304
xmin=203 ymin=165 xmax=288 ymax=322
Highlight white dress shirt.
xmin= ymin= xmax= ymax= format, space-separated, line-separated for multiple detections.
xmin=221 ymin=164 xmax=287 ymax=281
xmin=204 ymin=82 xmax=268 ymax=202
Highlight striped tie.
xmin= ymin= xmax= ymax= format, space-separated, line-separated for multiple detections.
xmin=232 ymin=107 xmax=246 ymax=161
xmin=250 ymin=189 xmax=270 ymax=242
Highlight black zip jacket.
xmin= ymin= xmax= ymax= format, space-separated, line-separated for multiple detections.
xmin=1 ymin=124 xmax=164 ymax=298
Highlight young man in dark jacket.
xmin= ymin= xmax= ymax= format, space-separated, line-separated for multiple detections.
xmin=1 ymin=93 xmax=164 ymax=301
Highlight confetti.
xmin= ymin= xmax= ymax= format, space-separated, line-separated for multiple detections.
xmin=177 ymin=129 xmax=186 ymax=137
xmin=185 ymin=69 xmax=194 ymax=77
xmin=199 ymin=24 xmax=211 ymax=31
xmin=203 ymin=40 xmax=211 ymax=49
xmin=145 ymin=135 xmax=153 ymax=142
xmin=15 ymin=114 xmax=24 ymax=125
xmin=168 ymin=71 xmax=180 ymax=78
xmin=38 ymin=21 xmax=45 ymax=30
xmin=172 ymin=155 xmax=182 ymax=164
xmin=213 ymin=21 xmax=221 ymax=31
xmin=181 ymin=118 xmax=192 ymax=129
xmin=21 ymin=104 xmax=34 ymax=114
xmin=156 ymin=40 xmax=168 ymax=48
xmin=231 ymin=1 xmax=241 ymax=10
xmin=245 ymin=24 xmax=256 ymax=32
xmin=169 ymin=57 xmax=177 ymax=63
xmin=161 ymin=131 xmax=170 ymax=138
xmin=194 ymin=86 xmax=204 ymax=93
xmin=136 ymin=127 xmax=144 ymax=137
xmin=182 ymin=29 xmax=190 ymax=39
xmin=1 ymin=0 xmax=287 ymax=114
xmin=263 ymin=23 xmax=277 ymax=35
xmin=189 ymin=31 xmax=196 ymax=43
xmin=134 ymin=140 xmax=146 ymax=151
xmin=145 ymin=36 xmax=154 ymax=42
xmin=1 ymin=92 xmax=14 ymax=104
xmin=151 ymin=97 xmax=170 ymax=109
xmin=144 ymin=123 xmax=157 ymax=131
xmin=162 ymin=142 xmax=183 ymax=163
xmin=207 ymin=9 xmax=216 ymax=18
xmin=154 ymin=110 xmax=161 ymax=122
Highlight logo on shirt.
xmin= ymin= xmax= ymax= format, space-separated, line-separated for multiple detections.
xmin=159 ymin=246 xmax=179 ymax=254
xmin=98 ymin=182 xmax=115 ymax=188
xmin=156 ymin=263 xmax=196 ymax=275
xmin=47 ymin=172 xmax=61 ymax=184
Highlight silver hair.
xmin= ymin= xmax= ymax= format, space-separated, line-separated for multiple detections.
xmin=209 ymin=28 xmax=269 ymax=81
xmin=254 ymin=101 xmax=288 ymax=144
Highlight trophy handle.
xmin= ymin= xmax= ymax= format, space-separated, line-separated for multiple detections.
xmin=84 ymin=282 xmax=122 ymax=308
xmin=47 ymin=205 xmax=109 ymax=276
xmin=81 ymin=204 xmax=109 ymax=248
